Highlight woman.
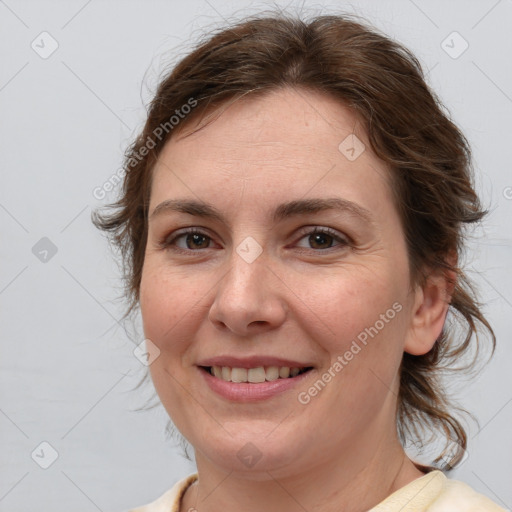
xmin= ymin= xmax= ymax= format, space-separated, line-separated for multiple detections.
xmin=94 ymin=13 xmax=505 ymax=512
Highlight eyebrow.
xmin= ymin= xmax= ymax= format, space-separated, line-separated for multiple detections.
xmin=150 ymin=197 xmax=374 ymax=225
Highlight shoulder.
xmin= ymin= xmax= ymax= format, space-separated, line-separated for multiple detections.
xmin=370 ymin=470 xmax=506 ymax=512
xmin=428 ymin=477 xmax=507 ymax=512
xmin=127 ymin=473 xmax=198 ymax=512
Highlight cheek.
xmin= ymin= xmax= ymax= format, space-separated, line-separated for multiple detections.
xmin=139 ymin=260 xmax=225 ymax=413
xmin=298 ymin=264 xmax=409 ymax=396
xmin=139 ymin=264 xmax=206 ymax=423
xmin=301 ymin=265 xmax=406 ymax=345
xmin=139 ymin=262 xmax=206 ymax=345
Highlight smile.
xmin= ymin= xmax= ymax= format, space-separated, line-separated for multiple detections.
xmin=198 ymin=365 xmax=315 ymax=402
xmin=201 ymin=365 xmax=313 ymax=383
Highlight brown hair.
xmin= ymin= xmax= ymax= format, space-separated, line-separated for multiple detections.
xmin=93 ymin=13 xmax=495 ymax=469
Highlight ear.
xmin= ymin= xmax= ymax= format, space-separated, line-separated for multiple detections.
xmin=404 ymin=262 xmax=457 ymax=356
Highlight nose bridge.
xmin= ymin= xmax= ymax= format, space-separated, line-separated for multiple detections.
xmin=220 ymin=241 xmax=270 ymax=307
xmin=208 ymin=240 xmax=287 ymax=335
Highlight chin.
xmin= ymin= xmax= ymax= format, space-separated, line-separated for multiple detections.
xmin=193 ymin=427 xmax=308 ymax=478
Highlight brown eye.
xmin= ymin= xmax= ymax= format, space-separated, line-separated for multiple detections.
xmin=183 ymin=233 xmax=211 ymax=249
xmin=308 ymin=232 xmax=335 ymax=250
xmin=295 ymin=227 xmax=349 ymax=251
xmin=162 ymin=229 xmax=215 ymax=252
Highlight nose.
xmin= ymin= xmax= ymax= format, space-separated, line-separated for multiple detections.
xmin=208 ymin=247 xmax=288 ymax=337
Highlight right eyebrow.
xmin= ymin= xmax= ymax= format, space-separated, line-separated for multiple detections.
xmin=150 ymin=199 xmax=225 ymax=223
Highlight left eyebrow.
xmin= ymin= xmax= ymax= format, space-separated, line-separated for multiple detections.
xmin=149 ymin=197 xmax=374 ymax=225
xmin=272 ymin=197 xmax=374 ymax=225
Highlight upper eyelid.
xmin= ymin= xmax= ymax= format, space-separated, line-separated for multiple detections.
xmin=295 ymin=225 xmax=348 ymax=239
xmin=164 ymin=226 xmax=218 ymax=243
xmin=293 ymin=226 xmax=351 ymax=247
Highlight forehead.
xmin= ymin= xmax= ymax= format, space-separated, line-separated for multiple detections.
xmin=169 ymin=88 xmax=368 ymax=166
xmin=150 ymin=87 xmax=395 ymax=219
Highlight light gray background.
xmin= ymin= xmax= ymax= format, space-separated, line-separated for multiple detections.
xmin=1 ymin=0 xmax=511 ymax=510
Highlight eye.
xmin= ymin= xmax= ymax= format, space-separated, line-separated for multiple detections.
xmin=294 ymin=226 xmax=350 ymax=251
xmin=159 ymin=226 xmax=350 ymax=254
xmin=162 ymin=228 xmax=216 ymax=252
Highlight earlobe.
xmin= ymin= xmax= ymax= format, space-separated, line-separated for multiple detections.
xmin=404 ymin=268 xmax=456 ymax=356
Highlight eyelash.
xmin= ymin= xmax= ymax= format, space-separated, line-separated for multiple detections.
xmin=159 ymin=226 xmax=351 ymax=255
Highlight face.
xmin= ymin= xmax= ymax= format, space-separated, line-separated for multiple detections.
xmin=139 ymin=88 xmax=420 ymax=478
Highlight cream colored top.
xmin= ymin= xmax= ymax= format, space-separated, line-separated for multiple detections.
xmin=129 ymin=470 xmax=506 ymax=512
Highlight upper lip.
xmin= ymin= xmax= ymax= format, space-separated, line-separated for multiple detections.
xmin=197 ymin=356 xmax=314 ymax=369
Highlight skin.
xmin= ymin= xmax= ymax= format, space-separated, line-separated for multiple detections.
xmin=139 ymin=87 xmax=452 ymax=512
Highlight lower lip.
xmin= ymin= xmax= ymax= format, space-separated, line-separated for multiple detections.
xmin=198 ymin=367 xmax=314 ymax=402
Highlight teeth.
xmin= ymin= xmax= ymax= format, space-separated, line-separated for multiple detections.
xmin=209 ymin=365 xmax=308 ymax=383
xmin=221 ymin=366 xmax=231 ymax=381
xmin=248 ymin=367 xmax=266 ymax=383
xmin=279 ymin=367 xmax=290 ymax=378
xmin=231 ymin=367 xmax=247 ymax=383
xmin=265 ymin=366 xmax=280 ymax=381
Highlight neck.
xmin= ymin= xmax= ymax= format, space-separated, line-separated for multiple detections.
xmin=181 ymin=438 xmax=425 ymax=512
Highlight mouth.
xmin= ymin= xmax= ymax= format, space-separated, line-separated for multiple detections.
xmin=199 ymin=365 xmax=314 ymax=383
